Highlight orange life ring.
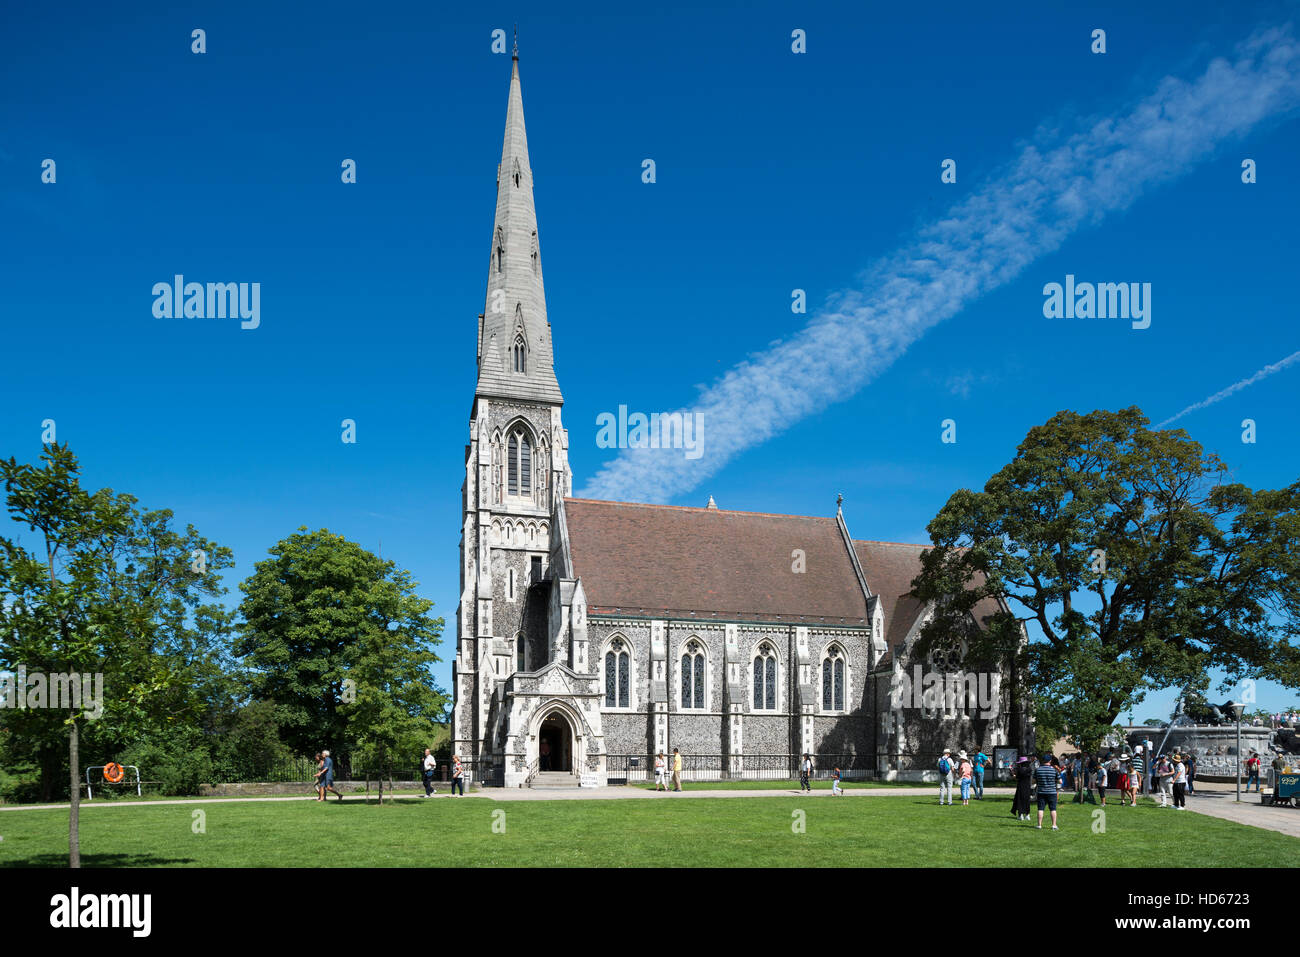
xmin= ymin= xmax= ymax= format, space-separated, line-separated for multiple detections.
xmin=102 ymin=762 xmax=124 ymax=783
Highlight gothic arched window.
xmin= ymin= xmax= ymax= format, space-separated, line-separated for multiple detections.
xmin=516 ymin=634 xmax=526 ymax=673
xmin=753 ymin=642 xmax=777 ymax=710
xmin=513 ymin=335 xmax=526 ymax=374
xmin=513 ymin=158 xmax=521 ymax=188
xmin=604 ymin=638 xmax=630 ymax=709
xmin=507 ymin=426 xmax=532 ymax=496
xmin=495 ymin=228 xmax=505 ymax=273
xmin=680 ymin=639 xmax=705 ymax=710
xmin=822 ymin=645 xmax=845 ymax=711
xmin=530 ymin=231 xmax=539 ymax=274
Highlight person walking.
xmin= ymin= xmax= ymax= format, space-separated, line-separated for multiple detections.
xmin=1245 ymin=750 xmax=1262 ymax=792
xmin=320 ymin=749 xmax=343 ymax=802
xmin=422 ymin=748 xmax=438 ymax=797
xmin=973 ymin=749 xmax=990 ymax=800
xmin=1094 ymin=757 xmax=1107 ymax=806
xmin=832 ymin=767 xmax=844 ymax=796
xmin=1171 ymin=753 xmax=1187 ymax=809
xmin=1186 ymin=753 xmax=1197 ymax=794
xmin=1012 ymin=756 xmax=1033 ymax=820
xmin=957 ymin=750 xmax=974 ymax=806
xmin=937 ymin=748 xmax=954 ymax=806
xmin=1034 ymin=754 xmax=1060 ymax=830
xmin=799 ymin=753 xmax=813 ymax=793
xmin=312 ymin=751 xmax=325 ymax=801
xmin=653 ymin=751 xmax=667 ymax=791
xmin=671 ymin=748 xmax=682 ymax=792
xmin=451 ymin=754 xmax=466 ymax=796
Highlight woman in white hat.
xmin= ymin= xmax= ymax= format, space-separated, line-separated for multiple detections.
xmin=957 ymin=750 xmax=974 ymax=805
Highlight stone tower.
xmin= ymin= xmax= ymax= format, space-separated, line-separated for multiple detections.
xmin=452 ymin=50 xmax=573 ymax=775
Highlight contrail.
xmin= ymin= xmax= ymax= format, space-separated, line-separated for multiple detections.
xmin=1158 ymin=349 xmax=1300 ymax=426
xmin=581 ymin=26 xmax=1300 ymax=504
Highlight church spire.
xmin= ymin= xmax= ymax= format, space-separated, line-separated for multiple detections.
xmin=476 ymin=51 xmax=563 ymax=406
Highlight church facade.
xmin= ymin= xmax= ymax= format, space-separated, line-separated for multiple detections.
xmin=451 ymin=54 xmax=1031 ymax=788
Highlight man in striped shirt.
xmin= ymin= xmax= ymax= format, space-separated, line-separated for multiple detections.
xmin=1034 ymin=754 xmax=1060 ymax=830
xmin=1129 ymin=747 xmax=1146 ymax=806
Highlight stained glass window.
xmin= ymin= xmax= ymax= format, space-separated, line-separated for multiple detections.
xmin=754 ymin=643 xmax=777 ymax=710
xmin=681 ymin=640 xmax=705 ymax=709
xmin=605 ymin=639 xmax=629 ymax=708
xmin=822 ymin=646 xmax=845 ymax=711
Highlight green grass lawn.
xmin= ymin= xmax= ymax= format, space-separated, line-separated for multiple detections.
xmin=0 ymin=793 xmax=1292 ymax=867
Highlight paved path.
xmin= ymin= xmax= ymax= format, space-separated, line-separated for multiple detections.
xmin=1179 ymin=787 xmax=1300 ymax=839
xmin=0 ymin=786 xmax=1013 ymax=811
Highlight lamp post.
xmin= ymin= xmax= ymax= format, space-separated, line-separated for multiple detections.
xmin=1226 ymin=701 xmax=1245 ymax=803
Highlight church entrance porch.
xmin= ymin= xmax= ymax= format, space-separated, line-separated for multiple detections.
xmin=538 ymin=710 xmax=573 ymax=772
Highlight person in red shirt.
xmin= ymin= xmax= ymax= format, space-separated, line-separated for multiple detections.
xmin=1245 ymin=750 xmax=1262 ymax=792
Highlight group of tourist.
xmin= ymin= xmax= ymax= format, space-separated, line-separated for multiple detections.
xmin=935 ymin=747 xmax=992 ymax=806
xmin=1002 ymin=747 xmax=1197 ymax=827
xmin=1270 ymin=712 xmax=1299 ymax=729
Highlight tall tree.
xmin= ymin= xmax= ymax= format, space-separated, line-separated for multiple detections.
xmin=911 ymin=407 xmax=1300 ymax=750
xmin=235 ymin=528 xmax=447 ymax=772
xmin=0 ymin=444 xmax=232 ymax=864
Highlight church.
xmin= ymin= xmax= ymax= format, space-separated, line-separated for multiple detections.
xmin=451 ymin=52 xmax=1031 ymax=788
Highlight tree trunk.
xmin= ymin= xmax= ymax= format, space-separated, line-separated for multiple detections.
xmin=69 ymin=716 xmax=80 ymax=868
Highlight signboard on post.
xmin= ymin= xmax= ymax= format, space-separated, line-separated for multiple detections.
xmin=993 ymin=747 xmax=1018 ymax=782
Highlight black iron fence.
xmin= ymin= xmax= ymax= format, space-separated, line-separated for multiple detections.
xmin=606 ymin=753 xmax=875 ymax=785
xmin=208 ymin=754 xmax=354 ymax=785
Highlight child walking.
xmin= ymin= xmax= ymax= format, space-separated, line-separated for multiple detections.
xmin=832 ymin=767 xmax=843 ymax=795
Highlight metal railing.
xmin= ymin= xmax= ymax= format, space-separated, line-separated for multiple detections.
xmin=606 ymin=753 xmax=876 ymax=785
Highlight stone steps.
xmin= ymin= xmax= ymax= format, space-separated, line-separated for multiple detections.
xmin=529 ymin=771 xmax=580 ymax=789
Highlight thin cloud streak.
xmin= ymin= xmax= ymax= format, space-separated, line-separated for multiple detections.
xmin=581 ymin=26 xmax=1300 ymax=504
xmin=1158 ymin=349 xmax=1300 ymax=426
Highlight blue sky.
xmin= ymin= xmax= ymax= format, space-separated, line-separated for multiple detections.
xmin=2 ymin=1 xmax=1299 ymax=721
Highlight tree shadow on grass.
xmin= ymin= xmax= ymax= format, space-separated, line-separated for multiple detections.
xmin=1 ymin=852 xmax=197 ymax=867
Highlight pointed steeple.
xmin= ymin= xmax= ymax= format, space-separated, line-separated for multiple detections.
xmin=476 ymin=52 xmax=563 ymax=405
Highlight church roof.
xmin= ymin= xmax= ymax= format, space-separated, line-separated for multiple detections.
xmin=563 ymin=498 xmax=872 ymax=625
xmin=853 ymin=539 xmax=1004 ymax=669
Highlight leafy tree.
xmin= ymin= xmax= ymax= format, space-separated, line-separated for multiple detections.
xmin=912 ymin=407 xmax=1300 ymax=751
xmin=235 ymin=528 xmax=447 ymax=780
xmin=0 ymin=444 xmax=232 ymax=864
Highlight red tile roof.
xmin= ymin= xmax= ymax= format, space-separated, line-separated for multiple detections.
xmin=563 ymin=498 xmax=871 ymax=624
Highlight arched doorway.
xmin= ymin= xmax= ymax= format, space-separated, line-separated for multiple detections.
xmin=538 ymin=711 xmax=573 ymax=772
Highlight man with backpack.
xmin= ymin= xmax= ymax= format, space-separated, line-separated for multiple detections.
xmin=1246 ymin=750 xmax=1262 ymax=792
xmin=938 ymin=747 xmax=954 ymax=805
